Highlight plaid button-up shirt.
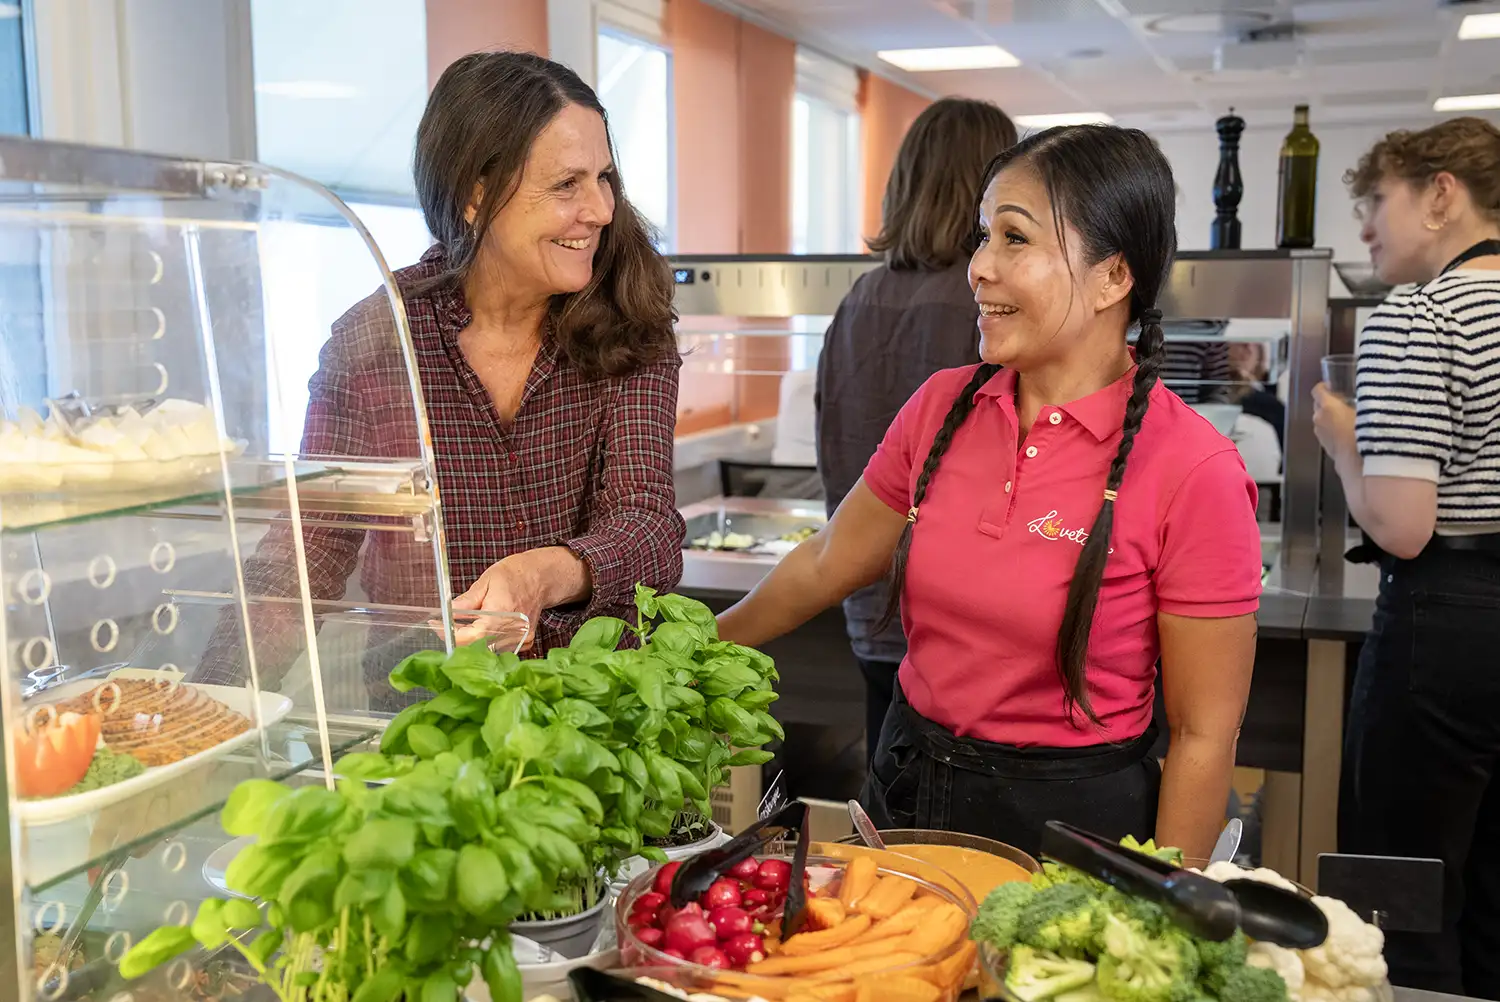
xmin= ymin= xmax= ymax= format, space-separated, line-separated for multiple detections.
xmin=199 ymin=246 xmax=684 ymax=692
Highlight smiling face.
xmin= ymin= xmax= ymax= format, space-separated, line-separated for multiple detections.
xmin=472 ymin=102 xmax=617 ymax=304
xmin=968 ymin=167 xmax=1134 ymax=372
xmin=1357 ymin=174 xmax=1444 ymax=285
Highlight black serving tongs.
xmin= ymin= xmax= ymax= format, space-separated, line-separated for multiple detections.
xmin=1040 ymin=821 xmax=1329 ymax=949
xmin=668 ymin=799 xmax=813 ymax=938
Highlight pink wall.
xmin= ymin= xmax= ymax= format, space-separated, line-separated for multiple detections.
xmin=425 ymin=0 xmax=548 ymax=88
xmin=858 ymin=71 xmax=932 ymax=246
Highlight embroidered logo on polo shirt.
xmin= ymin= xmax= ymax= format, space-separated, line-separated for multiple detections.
xmin=1027 ymin=510 xmax=1091 ymax=545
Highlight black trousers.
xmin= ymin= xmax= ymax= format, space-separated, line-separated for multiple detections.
xmin=861 ymin=685 xmax=1161 ymax=859
xmin=1339 ymin=544 xmax=1500 ymax=999
xmin=855 ymin=658 xmax=900 ymax=769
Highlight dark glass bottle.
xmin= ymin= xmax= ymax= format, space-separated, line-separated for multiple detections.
xmin=1276 ymin=105 xmax=1319 ymax=249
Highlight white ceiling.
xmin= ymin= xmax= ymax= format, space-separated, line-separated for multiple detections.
xmin=715 ymin=0 xmax=1500 ymax=132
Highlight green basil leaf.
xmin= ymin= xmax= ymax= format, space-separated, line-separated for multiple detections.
xmin=482 ymin=690 xmax=534 ymax=753
xmin=676 ymin=727 xmax=713 ymax=763
xmin=389 ymin=649 xmax=448 ymax=693
xmin=560 ymin=661 xmax=615 ymax=702
xmin=483 ymin=936 xmax=524 ymax=1002
xmin=503 ymin=720 xmax=550 ymax=761
xmin=639 ymin=846 xmax=669 ymax=864
xmin=727 ymin=748 xmax=776 ymax=767
xmin=248 ymin=929 xmax=283 ymax=966
xmin=654 ymin=594 xmax=718 ymax=639
xmin=570 ymin=616 xmax=628 ymax=652
xmin=404 ymin=912 xmax=454 ymax=966
xmin=350 ymin=967 xmax=405 ymax=1002
xmin=699 ymin=661 xmax=761 ymax=699
xmin=371 ymin=883 xmax=406 ymax=940
xmin=752 ymin=710 xmax=786 ymax=743
xmin=528 ymin=803 xmax=592 ymax=843
xmin=648 ymin=621 xmax=701 ymax=656
xmin=456 ymin=844 xmax=509 ymax=915
xmin=672 ymin=761 xmax=707 ymax=801
xmin=735 ymin=688 xmax=779 ymax=711
xmin=118 ymin=925 xmax=197 ymax=980
xmin=533 ymin=827 xmax=587 ymax=874
xmin=492 ymin=837 xmax=541 ymax=902
xmin=423 ymin=688 xmax=483 ymax=720
xmin=421 ymin=971 xmax=458 ymax=1002
xmin=219 ymin=897 xmax=262 ymax=931
xmin=335 ymin=868 xmax=395 ymax=911
xmin=617 ymin=749 xmax=650 ymax=791
xmin=277 ymin=846 xmax=341 ymax=932
xmin=378 ymin=779 xmax=453 ymax=828
xmin=548 ymin=724 xmax=621 ymax=781
xmin=645 ymin=751 xmax=683 ymax=810
xmin=343 ymin=818 xmax=417 ymax=869
xmin=620 ymin=657 xmax=667 ymax=711
xmin=527 ymin=672 xmax=565 ymax=702
xmin=221 ymin=779 xmax=290 ymax=837
xmin=618 ymin=781 xmax=643 ymax=825
xmin=262 ymin=785 xmax=348 ymax=842
xmin=638 ymin=805 xmax=674 ymax=839
xmin=379 ymin=702 xmax=427 ymax=754
xmin=552 ymin=697 xmax=612 ymax=733
xmin=191 ymin=898 xmax=228 ymax=950
xmin=634 ymin=584 xmax=660 ymax=621
xmin=334 ymin=752 xmax=411 ymax=781
xmin=405 ymin=723 xmax=451 ymax=759
xmin=402 ymin=848 xmax=458 ymax=903
xmin=664 ymin=685 xmax=707 ymax=714
xmin=498 ymin=805 xmax=542 ymax=851
xmin=536 ymin=775 xmax=604 ymax=823
xmin=223 ymin=843 xmax=298 ymax=899
xmin=591 ymin=773 xmax=625 ymax=796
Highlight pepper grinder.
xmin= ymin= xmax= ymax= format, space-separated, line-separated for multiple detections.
xmin=1211 ymin=108 xmax=1245 ymax=250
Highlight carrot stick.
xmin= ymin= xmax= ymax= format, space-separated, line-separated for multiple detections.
xmin=837 ymin=856 xmax=878 ymax=909
xmin=748 ymin=946 xmax=858 ymax=976
xmin=854 ymin=875 xmax=916 ymax=919
xmin=779 ymin=915 xmax=871 ymax=956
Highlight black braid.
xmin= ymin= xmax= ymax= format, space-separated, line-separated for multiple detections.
xmin=1054 ymin=312 xmax=1167 ymax=724
xmin=877 ymin=364 xmax=1002 ymax=631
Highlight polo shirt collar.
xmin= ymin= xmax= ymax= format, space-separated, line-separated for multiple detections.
xmin=975 ymin=362 xmax=1138 ymax=442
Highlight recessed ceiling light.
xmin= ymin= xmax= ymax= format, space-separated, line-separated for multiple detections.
xmin=876 ymin=45 xmax=1021 ymax=72
xmin=1459 ymin=13 xmax=1500 ymax=40
xmin=1014 ymin=112 xmax=1115 ymax=128
xmin=1434 ymin=92 xmax=1500 ymax=112
xmin=1145 ymin=11 xmax=1273 ymax=35
xmin=255 ymin=81 xmax=361 ymax=100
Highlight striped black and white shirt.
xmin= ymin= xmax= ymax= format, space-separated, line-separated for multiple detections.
xmin=1356 ymin=269 xmax=1500 ymax=533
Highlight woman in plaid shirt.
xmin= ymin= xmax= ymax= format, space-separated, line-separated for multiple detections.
xmin=201 ymin=53 xmax=683 ymax=698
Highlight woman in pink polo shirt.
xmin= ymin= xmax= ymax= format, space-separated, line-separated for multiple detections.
xmin=718 ymin=125 xmax=1262 ymax=860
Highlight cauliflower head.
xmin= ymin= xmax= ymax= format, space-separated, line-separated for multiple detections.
xmin=1247 ymin=942 xmax=1305 ymax=1002
xmin=1300 ymin=896 xmax=1387 ymax=989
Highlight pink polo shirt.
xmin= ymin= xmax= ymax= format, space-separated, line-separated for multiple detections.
xmin=863 ymin=365 xmax=1262 ymax=748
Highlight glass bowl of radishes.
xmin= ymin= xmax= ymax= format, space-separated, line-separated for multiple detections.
xmin=615 ymin=853 xmax=979 ymax=1002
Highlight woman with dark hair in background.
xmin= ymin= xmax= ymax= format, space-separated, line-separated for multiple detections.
xmin=722 ymin=125 xmax=1262 ymax=859
xmin=816 ymin=98 xmax=1017 ymax=766
xmin=198 ymin=52 xmax=684 ymax=702
xmin=1314 ymin=117 xmax=1500 ymax=997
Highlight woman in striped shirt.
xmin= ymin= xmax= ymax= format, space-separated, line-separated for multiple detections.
xmin=1313 ymin=117 xmax=1500 ymax=997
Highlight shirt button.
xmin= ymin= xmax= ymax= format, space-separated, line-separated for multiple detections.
xmin=1025 ymin=446 xmax=1038 ymax=458
xmin=1048 ymin=412 xmax=1062 ymax=426
xmin=515 ymin=520 xmax=526 ymax=531
xmin=1004 ymin=481 xmax=1013 ymax=493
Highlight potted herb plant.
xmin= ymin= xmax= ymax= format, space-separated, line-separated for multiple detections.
xmin=118 ymin=587 xmax=781 ymax=1002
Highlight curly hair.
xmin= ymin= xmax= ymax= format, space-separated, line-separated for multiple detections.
xmin=1345 ymin=116 xmax=1500 ymax=223
xmin=414 ymin=51 xmax=677 ymax=381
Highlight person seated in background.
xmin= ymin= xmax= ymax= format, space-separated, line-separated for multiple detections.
xmin=197 ymin=52 xmax=684 ymax=706
xmin=1228 ymin=340 xmax=1286 ymax=450
xmin=814 ymin=97 xmax=1017 ymax=768
xmin=1160 ymin=338 xmax=1231 ymax=404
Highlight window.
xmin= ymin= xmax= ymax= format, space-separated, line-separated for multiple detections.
xmin=0 ymin=0 xmax=30 ymax=136
xmin=0 ymin=0 xmax=40 ymax=418
xmin=791 ymin=96 xmax=861 ymax=255
xmin=597 ymin=30 xmax=673 ymax=249
xmin=790 ymin=48 xmax=861 ymax=256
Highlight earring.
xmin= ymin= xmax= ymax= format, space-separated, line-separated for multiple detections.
xmin=1424 ymin=216 xmax=1447 ymax=232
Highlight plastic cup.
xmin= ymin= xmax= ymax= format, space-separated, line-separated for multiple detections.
xmin=1321 ymin=354 xmax=1357 ymax=404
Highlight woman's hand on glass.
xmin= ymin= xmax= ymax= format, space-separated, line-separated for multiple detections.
xmin=452 ymin=556 xmax=543 ymax=651
xmin=1311 ymin=382 xmax=1357 ymax=463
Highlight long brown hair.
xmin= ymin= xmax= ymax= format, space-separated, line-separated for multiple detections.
xmin=414 ymin=51 xmax=677 ymax=380
xmin=881 ymin=126 xmax=1178 ymax=725
xmin=866 ymin=98 xmax=1018 ymax=271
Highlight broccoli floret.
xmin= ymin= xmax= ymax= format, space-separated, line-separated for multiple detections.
xmin=1017 ymin=883 xmax=1105 ymax=958
xmin=972 ymin=881 xmax=1039 ymax=950
xmin=1005 ymin=945 xmax=1097 ymax=1002
xmin=1196 ymin=929 xmax=1250 ymax=993
xmin=1214 ymin=963 xmax=1288 ymax=1002
xmin=1033 ymin=869 xmax=1055 ymax=890
xmin=1041 ymin=860 xmax=1109 ymax=895
xmin=1119 ymin=835 xmax=1185 ymax=867
xmin=1096 ymin=914 xmax=1200 ymax=1002
xmin=1056 ymin=985 xmax=1109 ymax=1002
xmin=1101 ymin=888 xmax=1170 ymax=937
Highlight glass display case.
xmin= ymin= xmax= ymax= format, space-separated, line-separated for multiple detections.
xmin=0 ymin=138 xmax=524 ymax=1000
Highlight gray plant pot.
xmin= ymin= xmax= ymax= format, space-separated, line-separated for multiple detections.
xmin=509 ymin=894 xmax=610 ymax=960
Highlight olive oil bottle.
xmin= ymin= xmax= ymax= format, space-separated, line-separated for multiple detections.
xmin=1276 ymin=105 xmax=1319 ymax=249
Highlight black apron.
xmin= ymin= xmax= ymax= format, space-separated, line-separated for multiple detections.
xmin=1344 ymin=238 xmax=1500 ymax=566
xmin=861 ymin=685 xmax=1161 ymax=859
